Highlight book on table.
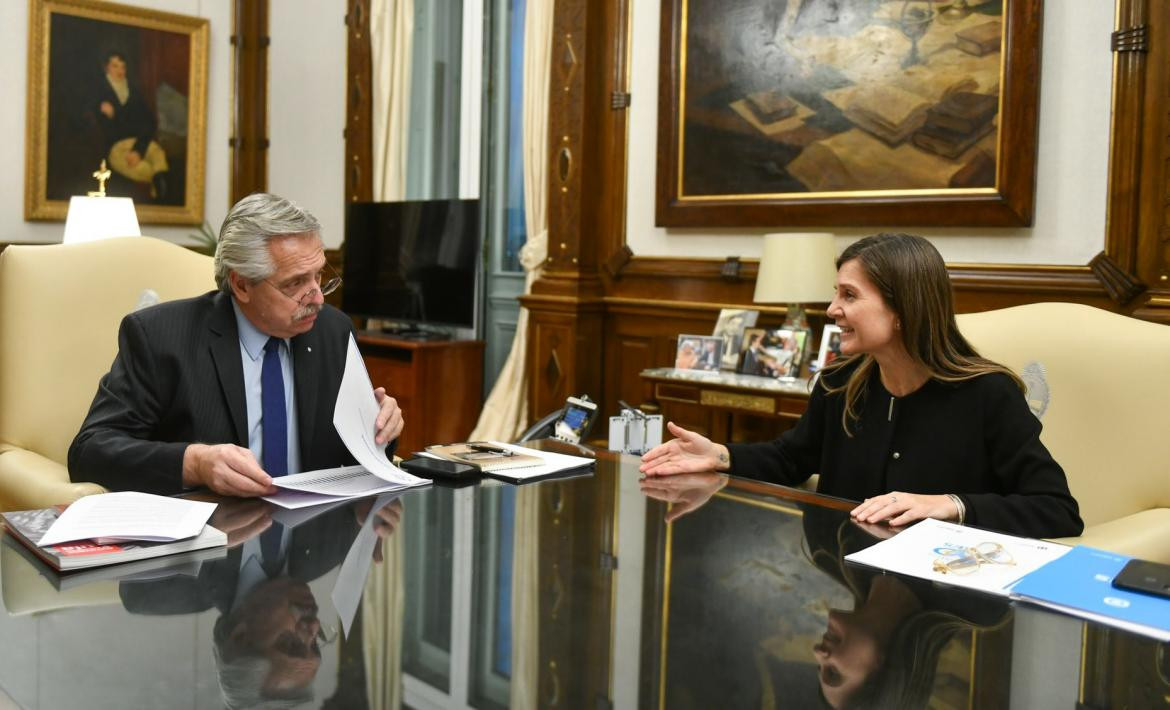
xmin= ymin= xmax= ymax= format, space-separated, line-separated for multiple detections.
xmin=1 ymin=497 xmax=226 ymax=572
xmin=425 ymin=442 xmax=546 ymax=472
xmin=423 ymin=441 xmax=595 ymax=484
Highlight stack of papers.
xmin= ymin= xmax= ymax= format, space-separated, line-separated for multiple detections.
xmin=844 ymin=518 xmax=1071 ymax=597
xmin=39 ymin=492 xmax=217 ymax=547
xmin=420 ymin=441 xmax=594 ymax=484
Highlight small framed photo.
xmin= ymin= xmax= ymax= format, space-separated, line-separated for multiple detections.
xmin=675 ymin=334 xmax=723 ymax=372
xmin=813 ymin=325 xmax=844 ymax=372
xmin=711 ymin=308 xmax=759 ymax=370
xmin=738 ymin=328 xmax=808 ymax=379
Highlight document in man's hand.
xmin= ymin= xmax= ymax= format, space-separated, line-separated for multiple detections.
xmin=264 ymin=464 xmax=429 ymax=509
xmin=332 ymin=334 xmax=411 ymax=483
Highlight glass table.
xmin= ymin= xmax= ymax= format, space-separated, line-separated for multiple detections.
xmin=0 ymin=441 xmax=1166 ymax=709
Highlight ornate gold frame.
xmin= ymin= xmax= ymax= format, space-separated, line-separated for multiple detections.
xmin=23 ymin=0 xmax=209 ymax=225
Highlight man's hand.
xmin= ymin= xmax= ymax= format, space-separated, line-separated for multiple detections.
xmin=353 ymin=498 xmax=404 ymax=563
xmin=209 ymin=499 xmax=272 ymax=547
xmin=126 ymin=150 xmax=141 ymax=167
xmin=373 ymin=387 xmax=404 ymax=445
xmin=100 ymin=101 xmax=114 ymax=118
xmin=182 ymin=443 xmax=276 ymax=497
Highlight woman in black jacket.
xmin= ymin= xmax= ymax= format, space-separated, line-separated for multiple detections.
xmin=640 ymin=233 xmax=1083 ymax=539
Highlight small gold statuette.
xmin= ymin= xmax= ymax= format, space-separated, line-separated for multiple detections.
xmin=88 ymin=160 xmax=112 ymax=197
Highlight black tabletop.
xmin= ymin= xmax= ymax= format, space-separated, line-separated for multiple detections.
xmin=0 ymin=441 xmax=1166 ymax=709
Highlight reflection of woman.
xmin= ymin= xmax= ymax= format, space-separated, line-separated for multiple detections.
xmin=802 ymin=507 xmax=1010 ymax=709
xmin=642 ymin=233 xmax=1083 ymax=538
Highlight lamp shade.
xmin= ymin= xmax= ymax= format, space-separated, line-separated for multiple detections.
xmin=753 ymin=233 xmax=838 ymax=304
xmin=62 ymin=196 xmax=141 ymax=244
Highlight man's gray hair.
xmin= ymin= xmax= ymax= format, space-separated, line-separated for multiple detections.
xmin=214 ymin=193 xmax=322 ymax=292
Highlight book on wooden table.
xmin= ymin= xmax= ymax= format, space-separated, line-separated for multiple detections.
xmin=1 ymin=505 xmax=226 ymax=572
xmin=426 ymin=441 xmax=546 ymax=472
xmin=955 ymin=20 xmax=1001 ymax=56
xmin=925 ymin=92 xmax=998 ymax=135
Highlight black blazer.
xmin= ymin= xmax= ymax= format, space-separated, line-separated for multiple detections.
xmin=69 ymin=291 xmax=389 ymax=494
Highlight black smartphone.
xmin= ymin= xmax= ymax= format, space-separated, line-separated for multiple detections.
xmin=401 ymin=457 xmax=480 ymax=481
xmin=1111 ymin=559 xmax=1170 ymax=600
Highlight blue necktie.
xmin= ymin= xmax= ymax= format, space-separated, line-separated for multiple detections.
xmin=261 ymin=337 xmax=288 ymax=477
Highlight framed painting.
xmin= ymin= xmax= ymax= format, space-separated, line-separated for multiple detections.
xmin=24 ymin=0 xmax=209 ymax=225
xmin=655 ymin=0 xmax=1042 ymax=227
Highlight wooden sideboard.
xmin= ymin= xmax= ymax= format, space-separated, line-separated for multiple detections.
xmin=357 ymin=334 xmax=484 ymax=454
xmin=639 ymin=368 xmax=811 ymax=443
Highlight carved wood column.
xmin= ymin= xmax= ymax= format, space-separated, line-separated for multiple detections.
xmin=345 ymin=0 xmax=373 ymax=205
xmin=230 ymin=0 xmax=269 ymax=203
xmin=521 ymin=0 xmax=628 ymax=421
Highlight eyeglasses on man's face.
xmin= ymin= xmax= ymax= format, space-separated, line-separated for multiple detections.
xmin=931 ymin=541 xmax=1016 ymax=576
xmin=264 ymin=262 xmax=342 ymax=307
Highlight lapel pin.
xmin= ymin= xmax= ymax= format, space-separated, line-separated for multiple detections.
xmin=307 ymin=346 xmax=312 ymax=352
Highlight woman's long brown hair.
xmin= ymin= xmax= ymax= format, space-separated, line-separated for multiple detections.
xmin=818 ymin=233 xmax=1022 ymax=435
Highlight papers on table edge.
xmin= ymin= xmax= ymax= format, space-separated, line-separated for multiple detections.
xmin=418 ymin=441 xmax=595 ymax=483
xmin=264 ymin=464 xmax=429 ymax=509
xmin=38 ymin=492 xmax=218 ymax=547
xmin=844 ymin=517 xmax=1071 ymax=597
xmin=845 ymin=517 xmax=1170 ymax=643
xmin=1010 ymin=545 xmax=1170 ymax=642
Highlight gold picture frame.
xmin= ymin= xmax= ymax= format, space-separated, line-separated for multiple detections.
xmin=24 ymin=0 xmax=209 ymax=225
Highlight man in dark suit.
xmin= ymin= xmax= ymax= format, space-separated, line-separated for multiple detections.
xmin=68 ymin=193 xmax=403 ymax=496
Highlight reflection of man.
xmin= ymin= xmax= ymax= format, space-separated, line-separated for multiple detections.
xmin=95 ymin=51 xmax=170 ymax=200
xmin=69 ymin=193 xmax=404 ymax=497
xmin=119 ymin=498 xmax=402 ymax=708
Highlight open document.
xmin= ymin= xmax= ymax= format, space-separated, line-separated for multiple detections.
xmin=38 ymin=492 xmax=217 ymax=546
xmin=263 ymin=334 xmax=429 ymax=509
xmin=844 ymin=517 xmax=1071 ymax=597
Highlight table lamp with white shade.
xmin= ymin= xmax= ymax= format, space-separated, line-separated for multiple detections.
xmin=753 ymin=232 xmax=838 ymax=330
xmin=62 ymin=160 xmax=142 ymax=244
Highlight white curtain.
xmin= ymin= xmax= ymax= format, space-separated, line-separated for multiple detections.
xmin=363 ymin=2 xmax=413 ymax=707
xmin=371 ymin=0 xmax=414 ymax=202
xmin=467 ymin=2 xmax=556 ymax=709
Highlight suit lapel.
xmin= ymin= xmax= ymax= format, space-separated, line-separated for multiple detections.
xmin=291 ymin=328 xmax=320 ymax=464
xmin=208 ymin=293 xmax=249 ymax=445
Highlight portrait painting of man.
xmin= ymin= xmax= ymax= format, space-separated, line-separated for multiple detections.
xmin=25 ymin=0 xmax=208 ymax=224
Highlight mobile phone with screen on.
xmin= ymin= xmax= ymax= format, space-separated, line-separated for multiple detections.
xmin=1111 ymin=559 xmax=1170 ymax=600
xmin=400 ymin=457 xmax=480 ymax=481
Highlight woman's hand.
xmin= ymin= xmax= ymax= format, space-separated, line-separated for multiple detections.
xmin=850 ymin=491 xmax=960 ymax=528
xmin=639 ymin=422 xmax=730 ymax=476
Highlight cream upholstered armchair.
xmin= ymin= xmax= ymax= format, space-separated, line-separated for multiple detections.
xmin=0 ymin=237 xmax=214 ymax=511
xmin=957 ymin=302 xmax=1170 ymax=562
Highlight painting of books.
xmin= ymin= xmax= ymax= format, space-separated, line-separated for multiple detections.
xmin=669 ymin=0 xmax=1011 ymax=199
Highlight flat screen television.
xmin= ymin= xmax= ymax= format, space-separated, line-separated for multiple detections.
xmin=343 ymin=199 xmax=480 ymax=332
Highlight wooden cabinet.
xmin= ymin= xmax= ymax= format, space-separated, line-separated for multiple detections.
xmin=356 ymin=334 xmax=484 ymax=454
xmin=640 ymin=368 xmax=811 ymax=443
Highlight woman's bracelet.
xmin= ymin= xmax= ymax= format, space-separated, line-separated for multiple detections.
xmin=946 ymin=494 xmax=966 ymax=525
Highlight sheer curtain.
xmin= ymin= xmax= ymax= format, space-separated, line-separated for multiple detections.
xmin=362 ymin=1 xmax=413 ymax=706
xmin=465 ymin=1 xmax=557 ymax=708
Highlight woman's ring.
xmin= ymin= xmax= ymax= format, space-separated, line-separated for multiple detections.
xmin=890 ymin=495 xmax=898 ymax=504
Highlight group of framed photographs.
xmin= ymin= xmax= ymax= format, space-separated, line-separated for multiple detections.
xmin=674 ymin=310 xmax=844 ymax=380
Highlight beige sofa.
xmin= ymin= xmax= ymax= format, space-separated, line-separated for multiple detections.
xmin=0 ymin=237 xmax=214 ymax=511
xmin=957 ymin=302 xmax=1170 ymax=562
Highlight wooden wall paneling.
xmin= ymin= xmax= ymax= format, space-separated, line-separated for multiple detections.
xmin=230 ymin=0 xmax=269 ymax=203
xmin=345 ymin=0 xmax=373 ymax=205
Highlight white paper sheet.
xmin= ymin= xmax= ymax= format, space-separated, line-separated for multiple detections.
xmin=38 ymin=492 xmax=217 ymax=547
xmin=264 ymin=465 xmax=426 ymax=509
xmin=482 ymin=441 xmax=595 ymax=481
xmin=844 ymin=517 xmax=1071 ymax=596
xmin=333 ymin=334 xmax=427 ymax=486
xmin=331 ymin=492 xmax=402 ymax=638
